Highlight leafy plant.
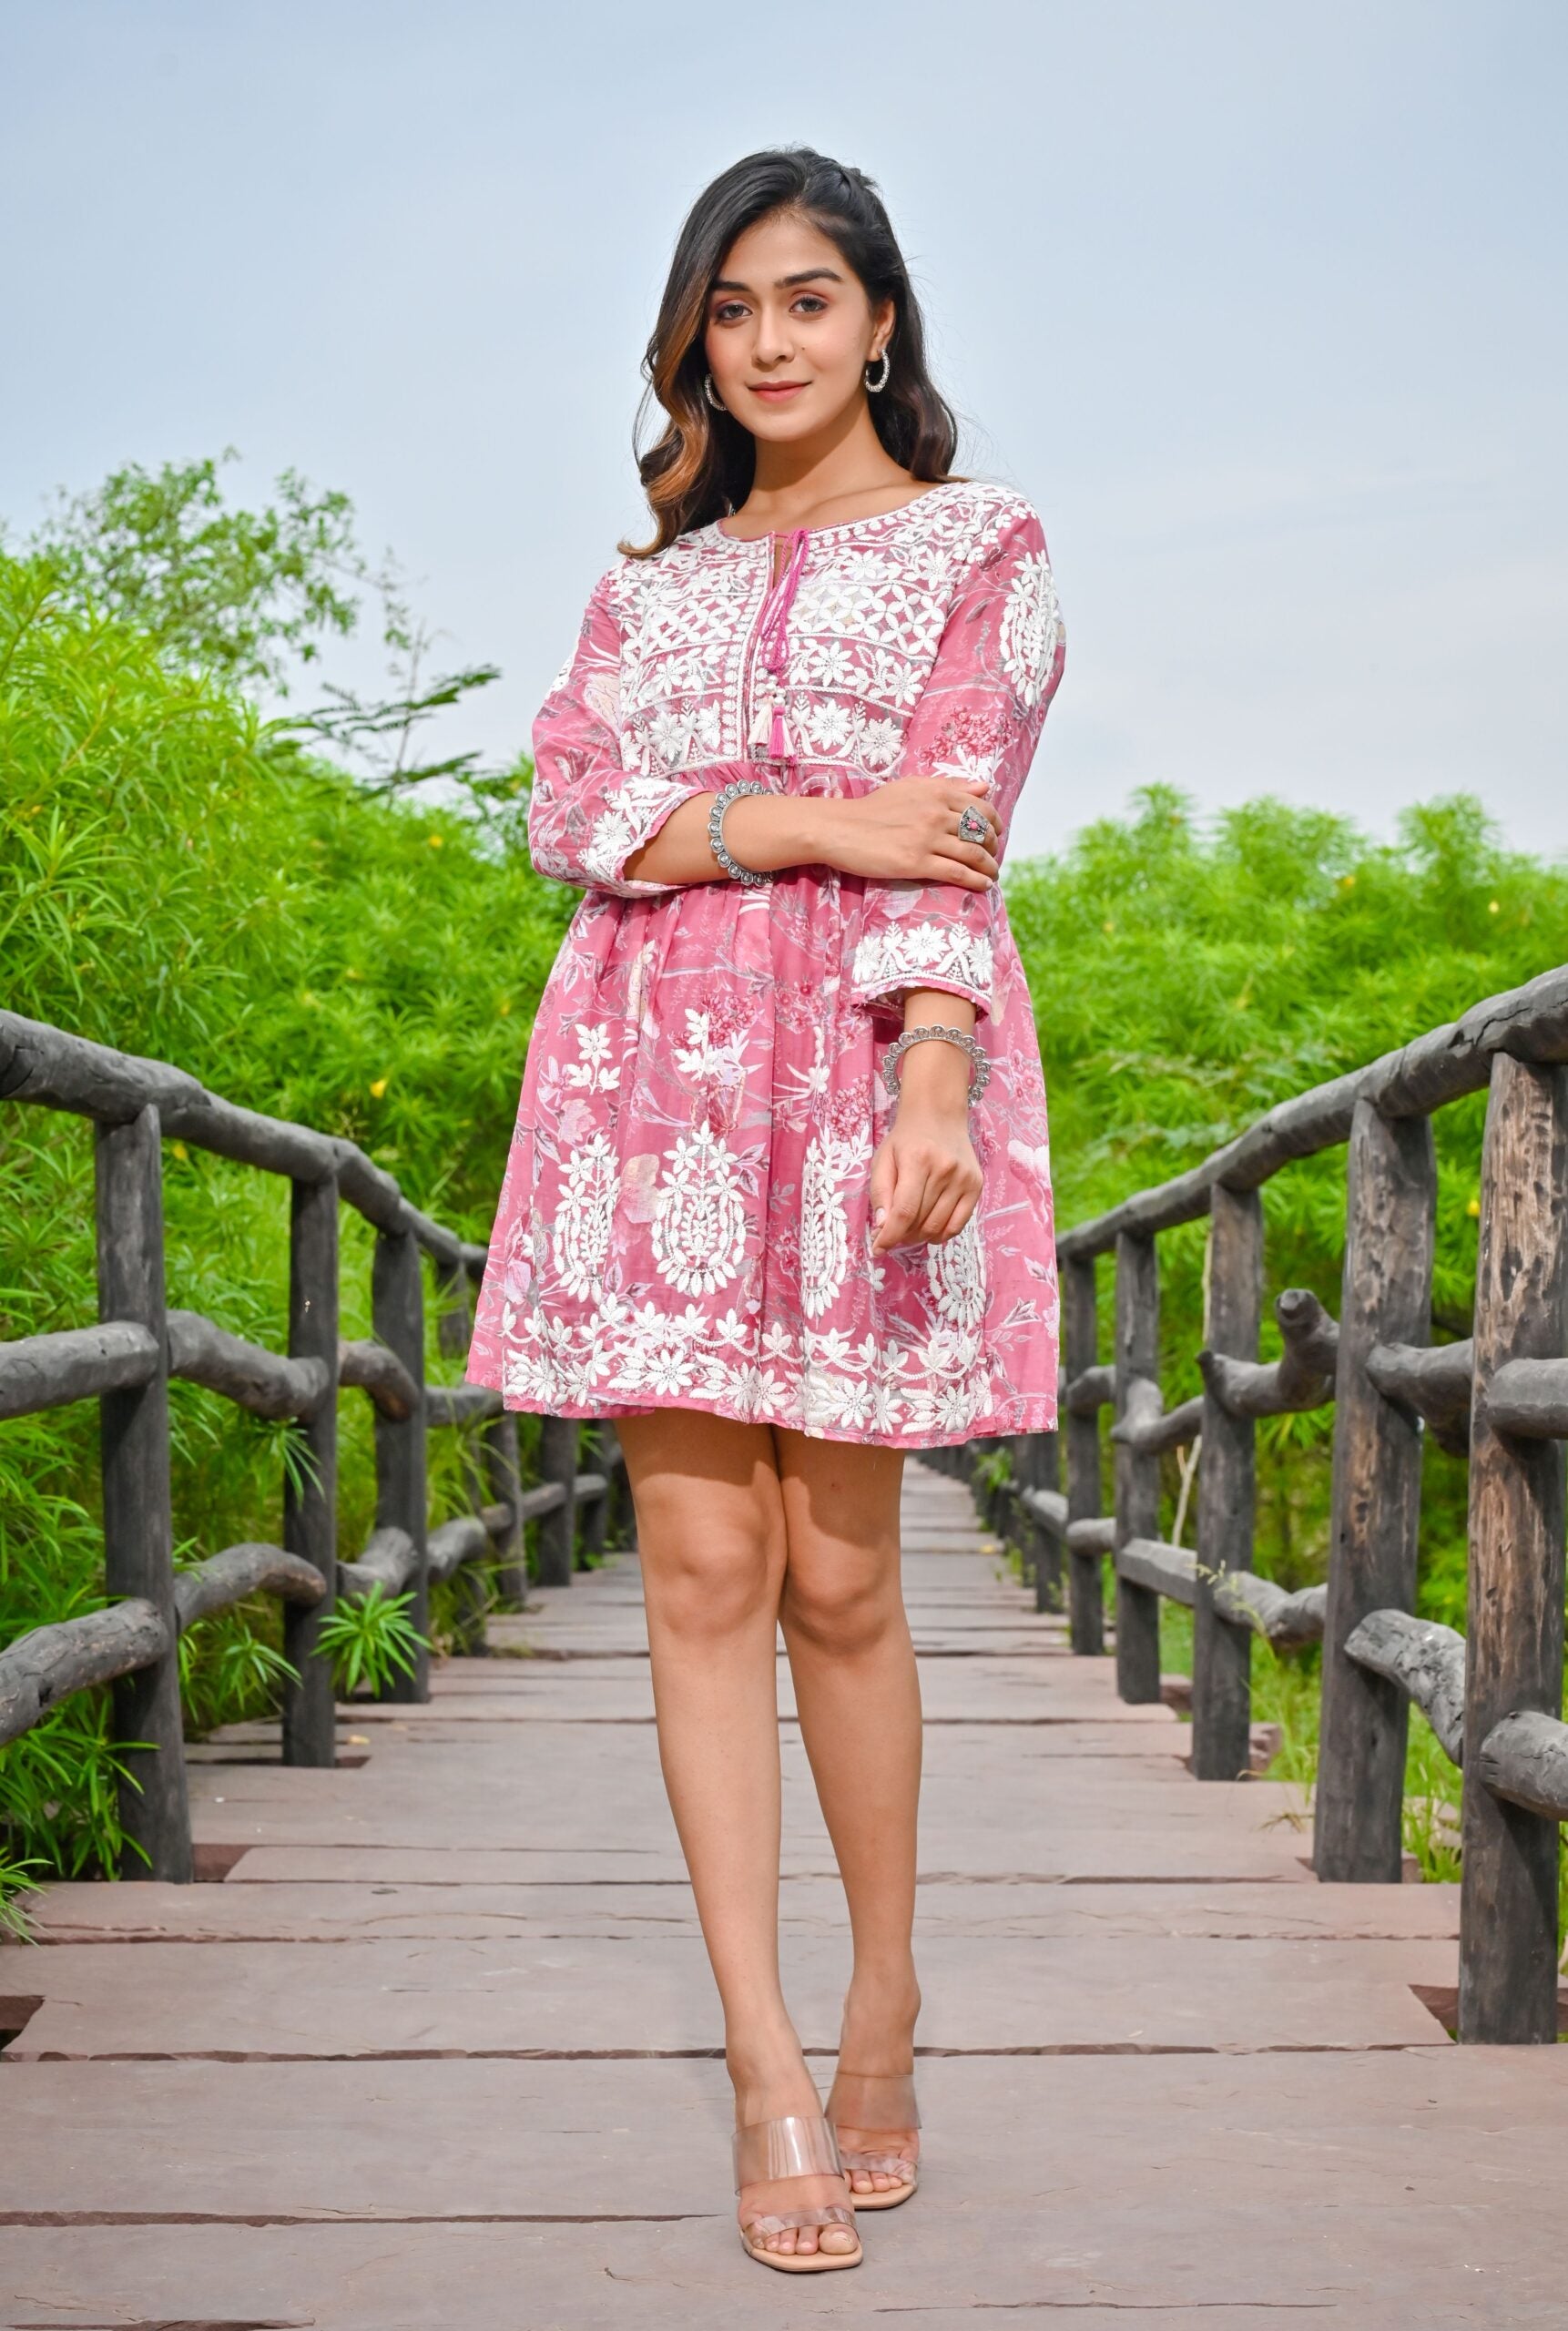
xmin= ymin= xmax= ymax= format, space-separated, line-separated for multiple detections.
xmin=0 ymin=1850 xmax=43 ymax=1941
xmin=317 ymin=1585 xmax=428 ymax=1699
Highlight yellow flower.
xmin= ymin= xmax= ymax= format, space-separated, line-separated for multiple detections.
xmin=1467 ymin=1196 xmax=1481 ymax=1219
xmin=498 ymin=997 xmax=512 ymax=1017
xmin=1488 ymin=899 xmax=1501 ymax=914
xmin=370 ymin=1076 xmax=390 ymax=1099
xmin=171 ymin=1140 xmax=188 ymax=1162
xmin=427 ymin=833 xmax=443 ymax=849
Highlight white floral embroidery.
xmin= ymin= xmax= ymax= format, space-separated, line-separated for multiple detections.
xmin=799 ymin=1127 xmax=871 ymax=1319
xmin=999 ymin=551 xmax=1063 ymax=709
xmin=925 ymin=1212 xmax=988 ymax=1329
xmin=651 ymin=1125 xmax=749 ymax=1296
xmin=562 ymin=1024 xmax=621 ymax=1094
xmin=851 ymin=919 xmax=995 ymax=1009
xmin=554 ymin=1131 xmax=620 ymax=1298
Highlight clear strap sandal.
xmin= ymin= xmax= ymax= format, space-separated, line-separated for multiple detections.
xmin=732 ymin=2112 xmax=862 ymax=2272
xmin=826 ymin=2068 xmax=921 ymax=2209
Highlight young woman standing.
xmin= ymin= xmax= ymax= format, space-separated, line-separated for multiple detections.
xmin=469 ymin=148 xmax=1064 ymax=2274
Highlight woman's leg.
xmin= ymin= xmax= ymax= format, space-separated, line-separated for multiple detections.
xmin=773 ymin=1431 xmax=922 ymax=2194
xmin=616 ymin=1410 xmax=855 ymax=2257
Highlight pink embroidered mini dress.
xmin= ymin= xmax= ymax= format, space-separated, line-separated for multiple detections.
xmin=466 ymin=478 xmax=1064 ymax=1447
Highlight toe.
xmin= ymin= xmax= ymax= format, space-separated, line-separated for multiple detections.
xmin=820 ymin=2224 xmax=857 ymax=2255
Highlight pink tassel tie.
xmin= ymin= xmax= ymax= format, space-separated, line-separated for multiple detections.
xmin=753 ymin=528 xmax=809 ymax=769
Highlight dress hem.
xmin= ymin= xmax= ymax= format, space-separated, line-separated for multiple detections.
xmin=466 ymin=1379 xmax=1058 ymax=1451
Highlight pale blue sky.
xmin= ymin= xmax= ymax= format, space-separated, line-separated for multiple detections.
xmin=3 ymin=0 xmax=1564 ymax=859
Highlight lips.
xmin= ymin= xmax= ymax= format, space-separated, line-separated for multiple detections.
xmin=749 ymin=382 xmax=809 ymax=402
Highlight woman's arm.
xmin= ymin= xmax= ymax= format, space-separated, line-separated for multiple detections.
xmin=622 ymin=774 xmax=1002 ymax=887
xmin=868 ymin=990 xmax=981 ymax=1254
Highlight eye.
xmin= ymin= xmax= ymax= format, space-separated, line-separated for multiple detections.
xmin=711 ymin=300 xmax=748 ymax=325
xmin=793 ymin=295 xmax=829 ymax=316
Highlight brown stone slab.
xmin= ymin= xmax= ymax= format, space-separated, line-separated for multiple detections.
xmin=22 ymin=1877 xmax=1461 ymax=1947
xmin=5 ymin=1932 xmax=1457 ymax=2059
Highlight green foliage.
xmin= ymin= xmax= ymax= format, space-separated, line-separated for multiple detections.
xmin=1007 ymin=783 xmax=1568 ymax=1613
xmin=26 ymin=451 xmax=363 ymax=690
xmin=0 ymin=1850 xmax=42 ymax=1942
xmin=317 ymin=1586 xmax=428 ymax=1699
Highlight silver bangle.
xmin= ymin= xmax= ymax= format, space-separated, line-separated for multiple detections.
xmin=881 ymin=1023 xmax=991 ymax=1104
xmin=708 ymin=778 xmax=774 ymax=885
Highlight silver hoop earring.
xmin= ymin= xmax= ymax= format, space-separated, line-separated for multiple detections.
xmin=865 ymin=348 xmax=891 ymax=394
xmin=704 ymin=372 xmax=726 ymax=412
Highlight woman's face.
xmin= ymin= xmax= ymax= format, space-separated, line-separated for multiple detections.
xmin=703 ymin=209 xmax=892 ymax=445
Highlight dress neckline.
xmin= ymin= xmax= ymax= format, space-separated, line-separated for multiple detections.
xmin=704 ymin=477 xmax=962 ymax=550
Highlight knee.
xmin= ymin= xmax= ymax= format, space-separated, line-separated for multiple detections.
xmin=641 ymin=1511 xmax=779 ymax=1645
xmin=783 ymin=1554 xmax=897 ymax=1656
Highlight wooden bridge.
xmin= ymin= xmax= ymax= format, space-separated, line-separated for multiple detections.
xmin=3 ymin=972 xmax=1568 ymax=2326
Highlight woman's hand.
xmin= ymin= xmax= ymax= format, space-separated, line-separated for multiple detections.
xmin=869 ymin=1023 xmax=983 ymax=1253
xmin=811 ymin=777 xmax=1001 ymax=891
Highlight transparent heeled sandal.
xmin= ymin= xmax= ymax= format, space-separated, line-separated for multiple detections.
xmin=732 ymin=2112 xmax=862 ymax=2272
xmin=826 ymin=2068 xmax=921 ymax=2209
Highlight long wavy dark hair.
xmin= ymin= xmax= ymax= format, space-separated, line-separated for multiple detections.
xmin=622 ymin=148 xmax=960 ymax=558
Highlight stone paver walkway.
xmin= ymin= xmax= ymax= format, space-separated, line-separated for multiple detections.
xmin=3 ymin=1461 xmax=1565 ymax=2326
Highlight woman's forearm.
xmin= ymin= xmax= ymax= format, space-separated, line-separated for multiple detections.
xmin=891 ymin=991 xmax=979 ymax=1115
xmin=622 ymin=789 xmax=836 ymax=886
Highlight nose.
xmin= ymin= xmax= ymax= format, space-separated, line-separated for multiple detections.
xmin=752 ymin=300 xmax=796 ymax=370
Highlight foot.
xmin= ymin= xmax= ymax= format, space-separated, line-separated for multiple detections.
xmin=729 ymin=2041 xmax=858 ymax=2259
xmin=832 ymin=1970 xmax=921 ymax=2197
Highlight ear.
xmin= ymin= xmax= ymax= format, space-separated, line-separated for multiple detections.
xmin=869 ymin=296 xmax=896 ymax=359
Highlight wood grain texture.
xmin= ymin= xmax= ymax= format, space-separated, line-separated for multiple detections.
xmin=1199 ymin=1289 xmax=1338 ymax=1420
xmin=534 ymin=1415 xmax=581 ymax=1589
xmin=173 ymin=1543 xmax=328 ymax=1631
xmin=1342 ymin=1610 xmax=1465 ymax=1764
xmin=1114 ymin=1233 xmax=1163 ymax=1705
xmin=1193 ymin=1185 xmax=1262 ymax=1781
xmin=95 ymin=1104 xmax=191 ymax=1880
xmin=1459 ymin=1055 xmax=1568 ymax=2042
xmin=1364 ymin=1338 xmax=1474 ymax=1458
xmin=1487 ymin=1357 xmax=1568 ymax=1440
xmin=280 ymin=1173 xmax=339 ymax=1766
xmin=0 ymin=1600 xmax=168 ymax=1746
xmin=1210 ymin=1572 xmax=1328 ymax=1649
xmin=371 ymin=1229 xmax=429 ymax=1705
xmin=1116 ymin=1538 xmax=1197 ymax=1605
xmin=0 ymin=1319 xmax=158 ymax=1420
xmin=1314 ymin=1100 xmax=1435 ymax=1883
xmin=1064 ymin=1257 xmax=1105 ymax=1657
xmin=166 ymin=1308 xmax=330 ymax=1420
xmin=337 ymin=1337 xmax=419 ymax=1420
xmin=1477 ymin=1709 xmax=1568 ymax=1820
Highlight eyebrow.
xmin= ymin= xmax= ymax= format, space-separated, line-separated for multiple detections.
xmin=710 ymin=269 xmax=845 ymax=293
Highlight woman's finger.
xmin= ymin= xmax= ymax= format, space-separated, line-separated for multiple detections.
xmin=871 ymin=1149 xmax=933 ymax=1253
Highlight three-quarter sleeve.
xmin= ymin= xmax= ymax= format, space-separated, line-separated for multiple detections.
xmin=850 ymin=504 xmax=1064 ymax=1020
xmin=527 ymin=568 xmax=739 ymax=899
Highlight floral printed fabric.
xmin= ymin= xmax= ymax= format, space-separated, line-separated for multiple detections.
xmin=467 ymin=478 xmax=1065 ymax=1446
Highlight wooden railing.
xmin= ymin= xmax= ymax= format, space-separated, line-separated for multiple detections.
xmin=934 ymin=964 xmax=1568 ymax=2045
xmin=0 ymin=1011 xmax=629 ymax=1882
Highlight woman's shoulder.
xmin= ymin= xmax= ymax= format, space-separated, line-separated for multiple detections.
xmin=930 ymin=477 xmax=1048 ymax=556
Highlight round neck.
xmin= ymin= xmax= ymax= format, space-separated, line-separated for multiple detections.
xmin=710 ymin=478 xmax=961 ymax=547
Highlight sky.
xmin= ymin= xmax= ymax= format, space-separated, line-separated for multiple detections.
xmin=2 ymin=0 xmax=1565 ymax=861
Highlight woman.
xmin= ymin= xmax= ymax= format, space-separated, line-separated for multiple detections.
xmin=468 ymin=147 xmax=1064 ymax=2274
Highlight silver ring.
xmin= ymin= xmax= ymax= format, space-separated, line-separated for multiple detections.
xmin=956 ymin=805 xmax=990 ymax=845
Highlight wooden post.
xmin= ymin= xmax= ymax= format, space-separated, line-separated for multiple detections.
xmin=484 ymin=1411 xmax=525 ymax=1606
xmin=601 ymin=1420 xmax=636 ymax=1552
xmin=281 ymin=1173 xmax=339 ymax=1765
xmin=1114 ymin=1232 xmax=1163 ymax=1703
xmin=1459 ymin=1055 xmax=1568 ymax=2041
xmin=1019 ymin=1430 xmax=1063 ymax=1612
xmin=579 ymin=1422 xmax=611 ymax=1568
xmin=372 ymin=1227 xmax=429 ymax=1703
xmin=1192 ymin=1186 xmax=1263 ymax=1779
xmin=1314 ymin=1100 xmax=1435 ymax=1880
xmin=95 ymin=1105 xmax=192 ymax=1881
xmin=435 ymin=1260 xmax=472 ymax=1358
xmin=1064 ymin=1257 xmax=1104 ymax=1655
xmin=535 ymin=1414 xmax=579 ymax=1588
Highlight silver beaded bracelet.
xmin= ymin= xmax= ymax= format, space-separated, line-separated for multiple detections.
xmin=881 ymin=1023 xmax=992 ymax=1104
xmin=708 ymin=778 xmax=775 ymax=886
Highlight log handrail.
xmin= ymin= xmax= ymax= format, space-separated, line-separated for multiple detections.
xmin=959 ymin=963 xmax=1568 ymax=2047
xmin=0 ymin=1009 xmax=634 ymax=1875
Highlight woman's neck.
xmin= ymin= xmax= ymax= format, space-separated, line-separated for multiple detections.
xmin=731 ymin=401 xmax=913 ymax=537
